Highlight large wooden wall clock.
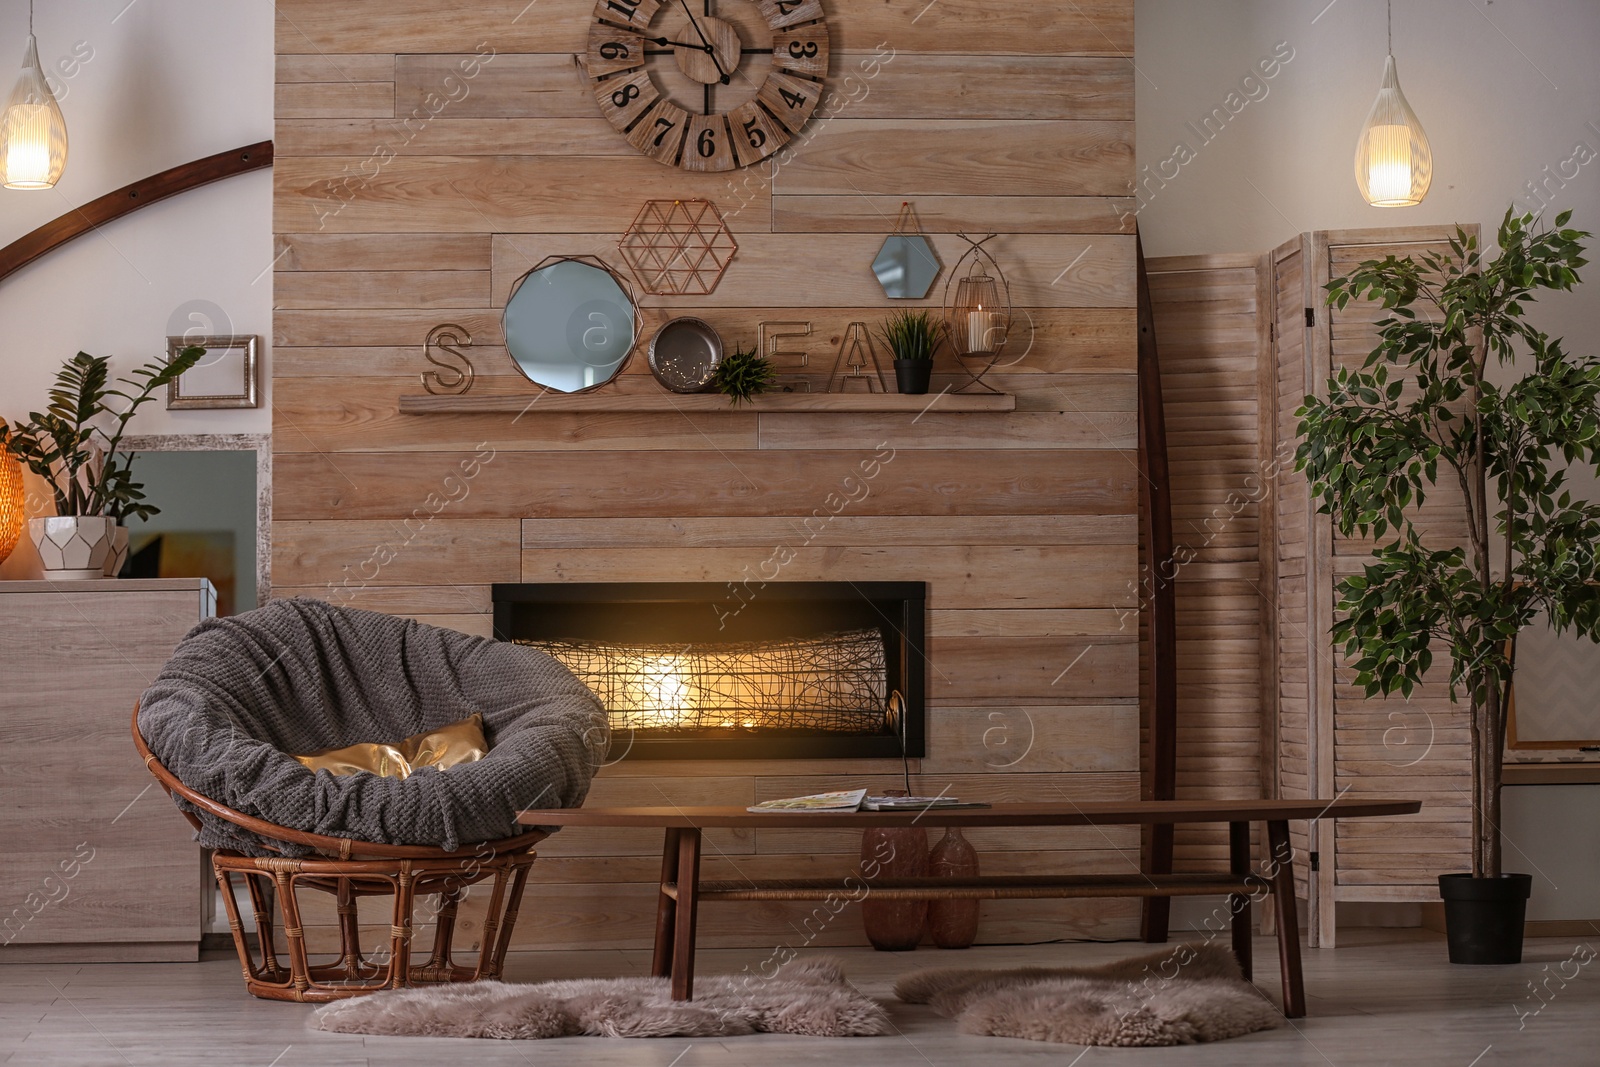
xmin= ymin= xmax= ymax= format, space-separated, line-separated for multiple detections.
xmin=587 ymin=0 xmax=828 ymax=172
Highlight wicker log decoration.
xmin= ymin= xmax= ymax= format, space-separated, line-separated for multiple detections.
xmin=520 ymin=629 xmax=890 ymax=734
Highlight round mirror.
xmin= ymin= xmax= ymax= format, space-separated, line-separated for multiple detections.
xmin=873 ymin=234 xmax=942 ymax=300
xmin=503 ymin=258 xmax=637 ymax=393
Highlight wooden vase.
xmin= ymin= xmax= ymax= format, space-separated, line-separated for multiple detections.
xmin=859 ymin=793 xmax=928 ymax=951
xmin=927 ymin=827 xmax=980 ymax=949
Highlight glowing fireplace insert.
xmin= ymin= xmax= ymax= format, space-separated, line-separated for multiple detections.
xmin=493 ymin=582 xmax=926 ymax=760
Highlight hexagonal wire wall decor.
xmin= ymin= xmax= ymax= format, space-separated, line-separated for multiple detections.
xmin=502 ymin=255 xmax=642 ymax=394
xmin=618 ymin=199 xmax=738 ymax=297
xmin=872 ymin=202 xmax=942 ymax=300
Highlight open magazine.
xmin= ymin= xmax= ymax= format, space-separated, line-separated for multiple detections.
xmin=747 ymin=790 xmax=990 ymax=813
xmin=747 ymin=789 xmax=867 ymax=813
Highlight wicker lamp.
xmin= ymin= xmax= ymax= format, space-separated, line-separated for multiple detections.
xmin=1354 ymin=1 xmax=1430 ymax=208
xmin=0 ymin=446 xmax=24 ymax=565
xmin=1 ymin=2 xmax=68 ymax=191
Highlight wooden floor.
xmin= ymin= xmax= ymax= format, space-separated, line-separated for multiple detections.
xmin=2 ymin=931 xmax=1592 ymax=1065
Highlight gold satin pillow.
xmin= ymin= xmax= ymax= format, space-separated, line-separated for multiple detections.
xmin=292 ymin=713 xmax=489 ymax=780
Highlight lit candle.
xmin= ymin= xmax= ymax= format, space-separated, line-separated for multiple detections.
xmin=967 ymin=305 xmax=987 ymax=353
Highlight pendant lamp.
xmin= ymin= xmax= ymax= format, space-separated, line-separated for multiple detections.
xmin=1 ymin=0 xmax=67 ymax=190
xmin=1354 ymin=0 xmax=1430 ymax=207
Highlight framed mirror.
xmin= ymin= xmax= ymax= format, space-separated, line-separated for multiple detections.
xmin=503 ymin=256 xmax=640 ymax=393
xmin=114 ymin=434 xmax=269 ymax=613
xmin=873 ymin=234 xmax=942 ymax=300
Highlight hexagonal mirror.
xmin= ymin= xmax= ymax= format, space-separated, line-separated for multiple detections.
xmin=872 ymin=234 xmax=942 ymax=300
xmin=503 ymin=258 xmax=637 ymax=393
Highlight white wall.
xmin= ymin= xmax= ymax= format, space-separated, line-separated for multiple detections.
xmin=1137 ymin=1 xmax=1600 ymax=909
xmin=1504 ymin=784 xmax=1600 ymax=921
xmin=1135 ymin=0 xmax=1600 ymax=351
xmin=0 ymin=0 xmax=272 ymax=429
xmin=0 ymin=0 xmax=271 ymax=578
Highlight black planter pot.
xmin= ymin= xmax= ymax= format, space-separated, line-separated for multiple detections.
xmin=894 ymin=359 xmax=932 ymax=395
xmin=1438 ymin=873 xmax=1533 ymax=964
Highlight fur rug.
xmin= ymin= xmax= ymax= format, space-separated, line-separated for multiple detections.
xmin=309 ymin=957 xmax=890 ymax=1040
xmin=895 ymin=942 xmax=1280 ymax=1047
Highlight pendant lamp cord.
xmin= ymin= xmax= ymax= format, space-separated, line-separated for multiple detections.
xmin=28 ymin=0 xmax=32 ymax=36
xmin=1387 ymin=0 xmax=1393 ymax=56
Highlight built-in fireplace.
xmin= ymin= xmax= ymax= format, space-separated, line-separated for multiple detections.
xmin=493 ymin=582 xmax=926 ymax=761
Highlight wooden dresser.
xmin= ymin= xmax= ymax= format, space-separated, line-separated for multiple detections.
xmin=0 ymin=578 xmax=214 ymax=962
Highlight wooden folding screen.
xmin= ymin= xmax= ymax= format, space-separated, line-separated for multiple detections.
xmin=1149 ymin=226 xmax=1476 ymax=946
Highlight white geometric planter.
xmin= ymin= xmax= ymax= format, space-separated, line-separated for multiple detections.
xmin=102 ymin=525 xmax=130 ymax=577
xmin=30 ymin=516 xmax=117 ymax=580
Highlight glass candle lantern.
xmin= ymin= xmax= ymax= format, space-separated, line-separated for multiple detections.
xmin=942 ymin=235 xmax=1012 ymax=394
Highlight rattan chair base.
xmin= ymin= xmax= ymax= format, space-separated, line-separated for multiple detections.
xmin=134 ymin=705 xmax=546 ymax=1003
xmin=213 ymin=849 xmax=538 ymax=1003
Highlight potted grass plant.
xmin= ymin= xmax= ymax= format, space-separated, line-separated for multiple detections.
xmin=2 ymin=347 xmax=203 ymax=578
xmin=879 ymin=309 xmax=939 ymax=395
xmin=1296 ymin=208 xmax=1600 ymax=964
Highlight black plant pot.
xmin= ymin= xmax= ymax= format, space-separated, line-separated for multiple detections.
xmin=1438 ymin=873 xmax=1533 ymax=964
xmin=894 ymin=358 xmax=932 ymax=395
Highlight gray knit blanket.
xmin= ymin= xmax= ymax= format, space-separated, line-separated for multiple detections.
xmin=138 ymin=599 xmax=608 ymax=857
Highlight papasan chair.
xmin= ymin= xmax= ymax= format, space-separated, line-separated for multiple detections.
xmin=133 ymin=598 xmax=608 ymax=1002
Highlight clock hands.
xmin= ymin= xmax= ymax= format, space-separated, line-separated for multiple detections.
xmin=641 ymin=34 xmax=714 ymax=53
xmin=676 ymin=0 xmax=732 ymax=85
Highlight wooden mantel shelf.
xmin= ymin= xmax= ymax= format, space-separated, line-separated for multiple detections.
xmin=398 ymin=391 xmax=1016 ymax=415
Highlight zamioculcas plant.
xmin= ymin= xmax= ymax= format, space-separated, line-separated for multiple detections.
xmin=1 ymin=347 xmax=204 ymax=519
xmin=1296 ymin=208 xmax=1600 ymax=883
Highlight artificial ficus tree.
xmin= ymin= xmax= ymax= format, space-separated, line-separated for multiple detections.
xmin=1296 ymin=208 xmax=1600 ymax=879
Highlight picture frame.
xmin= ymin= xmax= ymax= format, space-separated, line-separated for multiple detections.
xmin=167 ymin=335 xmax=260 ymax=410
xmin=1505 ymin=606 xmax=1600 ymax=753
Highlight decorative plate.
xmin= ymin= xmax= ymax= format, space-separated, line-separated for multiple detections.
xmin=648 ymin=317 xmax=723 ymax=393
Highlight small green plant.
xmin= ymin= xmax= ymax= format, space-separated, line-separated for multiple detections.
xmin=712 ymin=345 xmax=777 ymax=407
xmin=1 ymin=347 xmax=205 ymax=520
xmin=877 ymin=309 xmax=940 ymax=362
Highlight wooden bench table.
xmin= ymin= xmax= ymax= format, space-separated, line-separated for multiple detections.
xmin=517 ymin=798 xmax=1421 ymax=1018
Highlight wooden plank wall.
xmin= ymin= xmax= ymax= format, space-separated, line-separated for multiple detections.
xmin=271 ymin=0 xmax=1141 ymax=950
xmin=1145 ymin=254 xmax=1273 ymax=875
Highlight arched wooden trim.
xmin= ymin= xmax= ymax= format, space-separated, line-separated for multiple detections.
xmin=0 ymin=140 xmax=273 ymax=285
xmin=1135 ymin=231 xmax=1180 ymax=943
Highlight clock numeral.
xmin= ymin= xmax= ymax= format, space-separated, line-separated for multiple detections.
xmin=758 ymin=71 xmax=820 ymax=135
xmin=612 ymin=82 xmax=641 ymax=107
xmin=787 ymin=41 xmax=818 ymax=59
xmin=762 ymin=0 xmax=821 ymax=31
xmin=606 ymin=0 xmax=642 ymax=20
xmin=599 ymin=41 xmax=631 ymax=60
xmin=698 ymin=126 xmax=718 ymax=157
xmin=742 ymin=116 xmax=766 ymax=150
xmin=627 ymin=100 xmax=689 ymax=163
xmin=729 ymin=101 xmax=782 ymax=168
